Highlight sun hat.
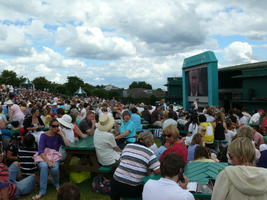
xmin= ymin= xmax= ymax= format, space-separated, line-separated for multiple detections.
xmin=57 ymin=114 xmax=74 ymax=129
xmin=5 ymin=100 xmax=14 ymax=105
xmin=98 ymin=115 xmax=114 ymax=132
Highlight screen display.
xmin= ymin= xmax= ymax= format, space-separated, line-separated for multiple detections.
xmin=186 ymin=65 xmax=208 ymax=97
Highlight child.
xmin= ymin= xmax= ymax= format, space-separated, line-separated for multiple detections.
xmin=0 ymin=147 xmax=17 ymax=200
xmin=156 ymin=137 xmax=170 ymax=159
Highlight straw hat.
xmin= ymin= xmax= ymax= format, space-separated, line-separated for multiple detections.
xmin=98 ymin=115 xmax=114 ymax=132
xmin=57 ymin=114 xmax=74 ymax=129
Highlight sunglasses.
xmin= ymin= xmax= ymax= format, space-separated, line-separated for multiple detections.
xmin=163 ymin=134 xmax=172 ymax=138
xmin=51 ymin=125 xmax=59 ymax=128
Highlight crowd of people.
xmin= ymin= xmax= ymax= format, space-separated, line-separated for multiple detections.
xmin=1 ymin=86 xmax=267 ymax=199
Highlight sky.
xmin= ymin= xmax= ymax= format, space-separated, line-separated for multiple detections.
xmin=0 ymin=0 xmax=267 ymax=89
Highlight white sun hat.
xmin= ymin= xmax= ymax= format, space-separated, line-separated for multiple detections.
xmin=57 ymin=114 xmax=74 ymax=129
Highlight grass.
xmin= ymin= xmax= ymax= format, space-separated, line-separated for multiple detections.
xmin=20 ymin=176 xmax=109 ymax=200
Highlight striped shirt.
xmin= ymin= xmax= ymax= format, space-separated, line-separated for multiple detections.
xmin=0 ymin=163 xmax=17 ymax=198
xmin=114 ymin=143 xmax=160 ymax=186
xmin=18 ymin=146 xmax=38 ymax=176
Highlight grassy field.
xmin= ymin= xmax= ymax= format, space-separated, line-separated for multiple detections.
xmin=20 ymin=177 xmax=109 ymax=200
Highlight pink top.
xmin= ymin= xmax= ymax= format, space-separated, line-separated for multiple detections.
xmin=10 ymin=104 xmax=24 ymax=120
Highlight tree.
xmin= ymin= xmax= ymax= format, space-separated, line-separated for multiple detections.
xmin=92 ymin=88 xmax=107 ymax=98
xmin=65 ymin=76 xmax=84 ymax=96
xmin=0 ymin=70 xmax=21 ymax=86
xmin=129 ymin=81 xmax=152 ymax=89
xmin=32 ymin=77 xmax=51 ymax=91
xmin=83 ymin=83 xmax=94 ymax=96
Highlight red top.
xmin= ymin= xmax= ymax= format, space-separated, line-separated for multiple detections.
xmin=160 ymin=142 xmax=188 ymax=163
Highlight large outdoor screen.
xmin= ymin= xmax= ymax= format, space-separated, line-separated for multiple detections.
xmin=186 ymin=64 xmax=208 ymax=97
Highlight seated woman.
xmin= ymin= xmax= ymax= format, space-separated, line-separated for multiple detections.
xmin=6 ymin=100 xmax=25 ymax=128
xmin=193 ymin=146 xmax=215 ymax=162
xmin=57 ymin=114 xmax=75 ymax=143
xmin=143 ymin=153 xmax=194 ymax=200
xmin=70 ymin=111 xmax=88 ymax=139
xmin=160 ymin=125 xmax=188 ymax=163
xmin=33 ymin=119 xmax=70 ymax=200
xmin=111 ymin=132 xmax=160 ymax=200
xmin=212 ymin=137 xmax=267 ymax=200
xmin=94 ymin=115 xmax=121 ymax=167
xmin=156 ymin=137 xmax=170 ymax=159
xmin=115 ymin=111 xmax=136 ymax=149
xmin=188 ymin=133 xmax=203 ymax=162
xmin=23 ymin=107 xmax=45 ymax=143
xmin=130 ymin=107 xmax=142 ymax=132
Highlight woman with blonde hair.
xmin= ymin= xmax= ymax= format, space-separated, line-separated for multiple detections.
xmin=160 ymin=125 xmax=188 ymax=163
xmin=212 ymin=137 xmax=267 ymax=200
xmin=188 ymin=133 xmax=203 ymax=161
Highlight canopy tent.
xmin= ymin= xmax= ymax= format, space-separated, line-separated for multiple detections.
xmin=75 ymin=86 xmax=87 ymax=96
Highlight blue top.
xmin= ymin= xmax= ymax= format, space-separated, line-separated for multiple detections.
xmin=188 ymin=144 xmax=199 ymax=161
xmin=38 ymin=134 xmax=64 ymax=154
xmin=51 ymin=107 xmax=58 ymax=115
xmin=2 ymin=105 xmax=8 ymax=116
xmin=156 ymin=145 xmax=167 ymax=159
xmin=119 ymin=120 xmax=136 ymax=143
xmin=131 ymin=113 xmax=142 ymax=132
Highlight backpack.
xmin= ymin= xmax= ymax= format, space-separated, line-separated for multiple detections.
xmin=91 ymin=176 xmax=111 ymax=195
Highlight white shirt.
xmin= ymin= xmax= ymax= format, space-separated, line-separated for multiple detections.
xmin=205 ymin=114 xmax=215 ymax=123
xmin=250 ymin=112 xmax=260 ymax=124
xmin=149 ymin=143 xmax=158 ymax=154
xmin=239 ymin=116 xmax=248 ymax=125
xmin=93 ymin=129 xmax=120 ymax=166
xmin=225 ymin=129 xmax=236 ymax=145
xmin=61 ymin=127 xmax=75 ymax=143
xmin=143 ymin=178 xmax=195 ymax=200
xmin=188 ymin=123 xmax=198 ymax=135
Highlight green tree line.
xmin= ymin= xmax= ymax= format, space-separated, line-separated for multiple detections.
xmin=0 ymin=70 xmax=159 ymax=102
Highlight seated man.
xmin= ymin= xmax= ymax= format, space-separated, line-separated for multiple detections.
xmin=143 ymin=152 xmax=194 ymax=200
xmin=79 ymin=111 xmax=96 ymax=136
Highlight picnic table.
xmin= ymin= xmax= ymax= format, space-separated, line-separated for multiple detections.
xmin=63 ymin=136 xmax=100 ymax=172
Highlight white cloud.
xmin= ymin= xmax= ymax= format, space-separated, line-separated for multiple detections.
xmin=223 ymin=41 xmax=258 ymax=65
xmin=56 ymin=26 xmax=136 ymax=59
xmin=0 ymin=0 xmax=267 ymax=89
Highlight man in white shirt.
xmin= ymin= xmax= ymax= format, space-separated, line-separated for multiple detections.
xmin=143 ymin=153 xmax=195 ymax=200
xmin=250 ymin=109 xmax=265 ymax=125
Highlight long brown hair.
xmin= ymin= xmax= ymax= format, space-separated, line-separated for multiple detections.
xmin=190 ymin=133 xmax=203 ymax=145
